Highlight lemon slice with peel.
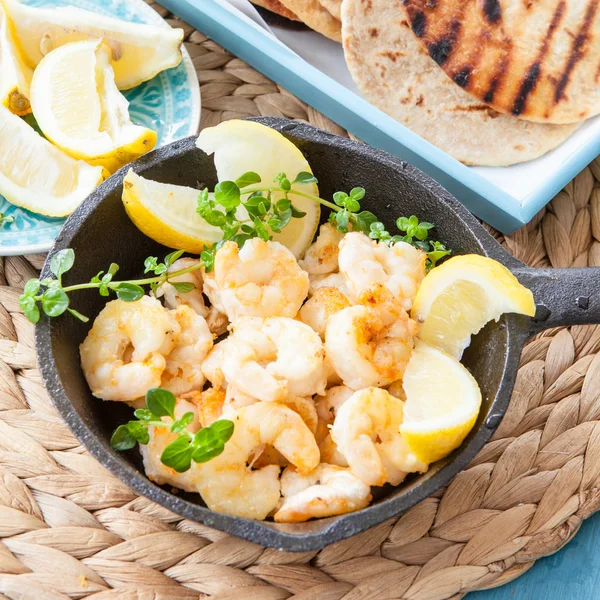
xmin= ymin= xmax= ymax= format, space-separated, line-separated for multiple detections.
xmin=30 ymin=40 xmax=157 ymax=174
xmin=0 ymin=105 xmax=105 ymax=216
xmin=0 ymin=4 xmax=32 ymax=115
xmin=122 ymin=169 xmax=223 ymax=254
xmin=412 ymin=254 xmax=536 ymax=358
xmin=400 ymin=340 xmax=482 ymax=464
xmin=197 ymin=120 xmax=320 ymax=258
xmin=1 ymin=0 xmax=183 ymax=90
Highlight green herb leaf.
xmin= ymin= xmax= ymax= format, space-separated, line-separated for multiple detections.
xmin=293 ymin=172 xmax=318 ymax=185
xmin=134 ymin=408 xmax=155 ymax=422
xmin=115 ymin=283 xmax=144 ymax=302
xmin=211 ymin=419 xmax=235 ymax=442
xmin=290 ymin=204 xmax=307 ymax=218
xmin=110 ymin=424 xmax=137 ymax=451
xmin=235 ymin=172 xmax=261 ymax=187
xmin=201 ymin=246 xmax=216 ymax=272
xmin=279 ymin=177 xmax=291 ymax=192
xmin=352 ymin=210 xmax=378 ymax=234
xmin=50 ymin=249 xmax=75 ymax=280
xmin=144 ymin=256 xmax=159 ymax=274
xmin=23 ymin=279 xmax=41 ymax=297
xmin=41 ymin=288 xmax=69 ymax=317
xmin=214 ymin=181 xmax=241 ymax=211
xmin=146 ymin=388 xmax=176 ymax=419
xmin=333 ymin=191 xmax=348 ymax=207
xmin=164 ymin=250 xmax=185 ymax=268
xmin=24 ymin=304 xmax=40 ymax=324
xmin=335 ymin=209 xmax=350 ymax=233
xmin=171 ymin=411 xmax=195 ymax=434
xmin=171 ymin=281 xmax=195 ymax=294
xmin=161 ymin=436 xmax=194 ymax=472
xmin=350 ymin=187 xmax=365 ymax=201
xmin=253 ymin=217 xmax=271 ymax=241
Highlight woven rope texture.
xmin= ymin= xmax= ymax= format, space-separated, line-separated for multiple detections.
xmin=0 ymin=3 xmax=599 ymax=598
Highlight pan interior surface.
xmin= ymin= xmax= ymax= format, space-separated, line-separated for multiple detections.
xmin=38 ymin=124 xmax=523 ymax=549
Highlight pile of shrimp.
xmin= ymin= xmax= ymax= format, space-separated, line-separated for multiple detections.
xmin=80 ymin=225 xmax=430 ymax=522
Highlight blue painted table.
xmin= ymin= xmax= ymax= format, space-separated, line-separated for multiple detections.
xmin=474 ymin=511 xmax=600 ymax=599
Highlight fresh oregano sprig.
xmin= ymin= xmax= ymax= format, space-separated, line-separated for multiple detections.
xmin=19 ymin=248 xmax=206 ymax=324
xmin=110 ymin=388 xmax=234 ymax=472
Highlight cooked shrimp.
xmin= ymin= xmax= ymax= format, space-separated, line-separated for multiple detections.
xmin=298 ymin=286 xmax=350 ymax=339
xmin=80 ymin=296 xmax=178 ymax=402
xmin=223 ymin=317 xmax=328 ymax=402
xmin=206 ymin=306 xmax=229 ymax=336
xmin=181 ymin=388 xmax=225 ymax=427
xmin=201 ymin=339 xmax=230 ymax=389
xmin=140 ymin=397 xmax=201 ymax=491
xmin=274 ymin=464 xmax=372 ymax=523
xmin=326 ymin=284 xmax=417 ymax=389
xmin=300 ymin=223 xmax=344 ymax=275
xmin=315 ymin=385 xmax=353 ymax=467
xmin=214 ymin=239 xmax=309 ymax=321
xmin=154 ymin=258 xmax=208 ymax=317
xmin=225 ymin=385 xmax=258 ymax=411
xmin=196 ymin=403 xmax=320 ymax=519
xmin=331 ymin=387 xmax=427 ymax=487
xmin=309 ymin=272 xmax=354 ymax=300
xmin=161 ymin=305 xmax=213 ymax=395
xmin=338 ymin=232 xmax=426 ymax=310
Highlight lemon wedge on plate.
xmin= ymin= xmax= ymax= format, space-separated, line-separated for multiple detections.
xmin=0 ymin=105 xmax=105 ymax=216
xmin=30 ymin=40 xmax=157 ymax=174
xmin=411 ymin=254 xmax=536 ymax=358
xmin=1 ymin=0 xmax=183 ymax=90
xmin=197 ymin=120 xmax=321 ymax=257
xmin=0 ymin=3 xmax=32 ymax=115
xmin=122 ymin=170 xmax=223 ymax=254
xmin=400 ymin=340 xmax=482 ymax=464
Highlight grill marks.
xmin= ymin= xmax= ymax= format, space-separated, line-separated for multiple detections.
xmin=511 ymin=0 xmax=566 ymax=115
xmin=553 ymin=0 xmax=600 ymax=103
xmin=483 ymin=0 xmax=502 ymax=23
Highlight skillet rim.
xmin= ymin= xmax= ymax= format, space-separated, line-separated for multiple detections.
xmin=35 ymin=117 xmax=526 ymax=551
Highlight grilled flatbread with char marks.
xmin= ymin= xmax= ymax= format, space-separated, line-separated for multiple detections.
xmin=341 ymin=0 xmax=579 ymax=165
xmin=401 ymin=0 xmax=600 ymax=124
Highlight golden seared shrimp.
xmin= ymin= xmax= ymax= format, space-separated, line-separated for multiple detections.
xmin=201 ymin=339 xmax=231 ymax=389
xmin=223 ymin=317 xmax=328 ymax=402
xmin=298 ymin=286 xmax=350 ymax=339
xmin=274 ymin=464 xmax=372 ymax=523
xmin=338 ymin=232 xmax=426 ymax=310
xmin=326 ymin=285 xmax=418 ymax=389
xmin=196 ymin=403 xmax=320 ymax=520
xmin=140 ymin=397 xmax=201 ymax=491
xmin=309 ymin=272 xmax=354 ymax=301
xmin=331 ymin=387 xmax=427 ymax=487
xmin=315 ymin=385 xmax=353 ymax=467
xmin=181 ymin=388 xmax=225 ymax=427
xmin=214 ymin=239 xmax=309 ymax=321
xmin=300 ymin=223 xmax=345 ymax=275
xmin=155 ymin=258 xmax=208 ymax=317
xmin=161 ymin=305 xmax=213 ymax=396
xmin=80 ymin=297 xmax=179 ymax=402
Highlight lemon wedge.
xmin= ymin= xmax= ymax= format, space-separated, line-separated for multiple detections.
xmin=0 ymin=105 xmax=105 ymax=216
xmin=122 ymin=169 xmax=223 ymax=254
xmin=400 ymin=340 xmax=482 ymax=464
xmin=1 ymin=0 xmax=183 ymax=90
xmin=197 ymin=120 xmax=321 ymax=257
xmin=412 ymin=254 xmax=536 ymax=358
xmin=30 ymin=40 xmax=157 ymax=174
xmin=0 ymin=3 xmax=32 ymax=115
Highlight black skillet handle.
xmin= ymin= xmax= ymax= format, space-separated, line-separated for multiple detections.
xmin=513 ymin=267 xmax=600 ymax=335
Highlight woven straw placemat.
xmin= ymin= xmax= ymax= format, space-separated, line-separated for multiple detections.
xmin=0 ymin=3 xmax=600 ymax=598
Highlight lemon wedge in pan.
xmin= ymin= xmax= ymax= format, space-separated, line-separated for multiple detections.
xmin=122 ymin=169 xmax=223 ymax=254
xmin=197 ymin=119 xmax=321 ymax=258
xmin=400 ymin=341 xmax=482 ymax=464
xmin=412 ymin=254 xmax=536 ymax=358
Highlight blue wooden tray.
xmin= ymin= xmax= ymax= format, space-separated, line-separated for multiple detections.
xmin=161 ymin=0 xmax=600 ymax=233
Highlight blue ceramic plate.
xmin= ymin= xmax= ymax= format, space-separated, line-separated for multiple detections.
xmin=0 ymin=0 xmax=201 ymax=256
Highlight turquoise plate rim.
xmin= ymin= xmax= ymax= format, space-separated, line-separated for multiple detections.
xmin=0 ymin=0 xmax=200 ymax=257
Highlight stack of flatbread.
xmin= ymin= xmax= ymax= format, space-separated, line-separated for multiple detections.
xmin=252 ymin=0 xmax=600 ymax=166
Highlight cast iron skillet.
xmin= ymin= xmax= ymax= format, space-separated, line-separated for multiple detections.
xmin=36 ymin=117 xmax=600 ymax=551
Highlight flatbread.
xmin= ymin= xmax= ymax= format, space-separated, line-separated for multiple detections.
xmin=251 ymin=0 xmax=299 ymax=21
xmin=341 ymin=0 xmax=579 ymax=166
xmin=278 ymin=0 xmax=342 ymax=41
xmin=318 ymin=0 xmax=341 ymax=20
xmin=401 ymin=0 xmax=600 ymax=124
